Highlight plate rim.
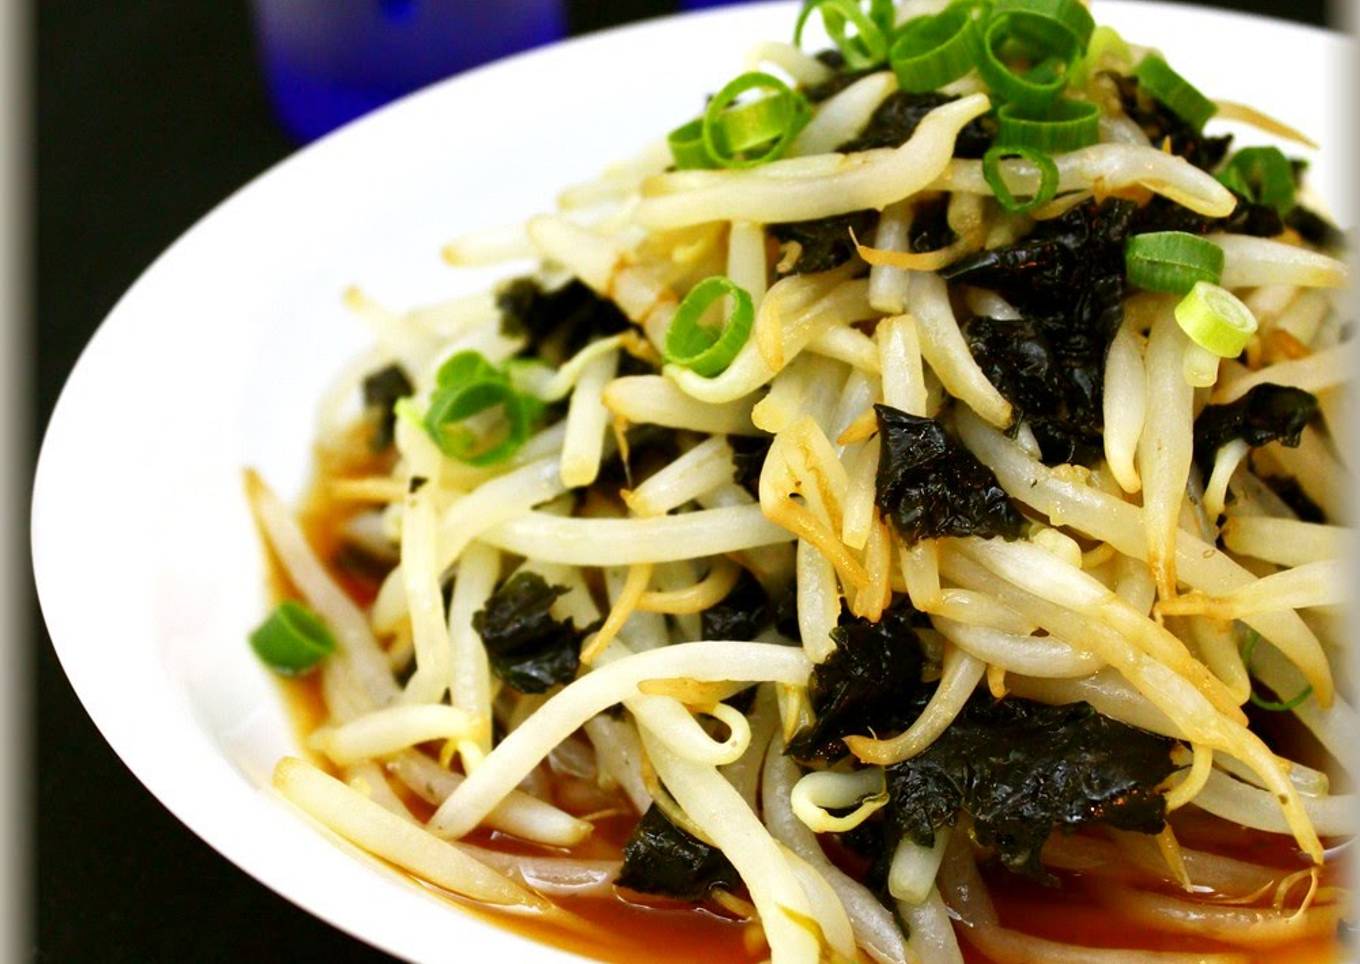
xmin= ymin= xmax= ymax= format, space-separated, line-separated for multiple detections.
xmin=31 ymin=2 xmax=1348 ymax=961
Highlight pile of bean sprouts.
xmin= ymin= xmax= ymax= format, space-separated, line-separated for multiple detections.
xmin=251 ymin=5 xmax=1353 ymax=961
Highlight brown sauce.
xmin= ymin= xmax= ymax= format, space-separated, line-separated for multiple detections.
xmin=975 ymin=857 xmax=1342 ymax=964
xmin=266 ymin=461 xmax=1345 ymax=963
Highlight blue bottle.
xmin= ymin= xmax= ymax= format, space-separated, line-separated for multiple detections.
xmin=252 ymin=0 xmax=567 ymax=142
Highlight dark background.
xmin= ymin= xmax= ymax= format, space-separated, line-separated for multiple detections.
xmin=33 ymin=0 xmax=1330 ymax=959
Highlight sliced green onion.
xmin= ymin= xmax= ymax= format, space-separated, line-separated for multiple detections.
xmin=1024 ymin=54 xmax=1066 ymax=85
xmin=890 ymin=5 xmax=983 ymax=93
xmin=700 ymin=72 xmax=808 ymax=170
xmin=992 ymin=0 xmax=1095 ymax=54
xmin=794 ymin=0 xmax=891 ymax=69
xmin=973 ymin=0 xmax=1095 ymax=110
xmin=1174 ymin=281 xmax=1258 ymax=358
xmin=663 ymin=276 xmax=754 ymax=378
xmin=424 ymin=381 xmax=539 ymax=466
xmin=1070 ymin=24 xmax=1131 ymax=87
xmin=1240 ymin=629 xmax=1313 ymax=712
xmin=435 ymin=349 xmax=504 ymax=389
xmin=669 ymin=72 xmax=809 ymax=171
xmin=976 ymin=14 xmax=1069 ymax=111
xmin=716 ymin=91 xmax=806 ymax=154
xmin=1133 ymin=54 xmax=1216 ymax=131
xmin=1125 ymin=231 xmax=1224 ymax=295
xmin=667 ymin=118 xmax=714 ymax=170
xmin=423 ymin=350 xmax=542 ymax=465
xmin=1217 ymin=146 xmax=1296 ymax=215
xmin=995 ymin=98 xmax=1099 ymax=151
xmin=250 ymin=600 xmax=336 ymax=675
xmin=982 ymin=144 xmax=1058 ymax=213
xmin=869 ymin=0 xmax=896 ymax=29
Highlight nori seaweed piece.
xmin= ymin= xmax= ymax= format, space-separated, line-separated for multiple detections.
xmin=1286 ymin=205 xmax=1347 ymax=250
xmin=1261 ymin=475 xmax=1326 ymax=523
xmin=873 ymin=405 xmax=1026 ymax=545
xmin=472 ymin=572 xmax=598 ymax=693
xmin=1132 ymin=193 xmax=1284 ymax=238
xmin=360 ymin=363 xmax=413 ymax=451
xmin=701 ymin=570 xmax=774 ymax=643
xmin=1194 ymin=384 xmax=1318 ymax=477
xmin=907 ymin=194 xmax=956 ymax=254
xmin=1109 ymin=72 xmax=1232 ymax=171
xmin=885 ymin=696 xmax=1178 ymax=878
xmin=836 ymin=91 xmax=996 ymax=158
xmin=616 ymin=805 xmax=740 ymax=900
xmin=496 ymin=277 xmax=631 ymax=356
xmin=786 ymin=595 xmax=928 ymax=762
xmin=729 ymin=433 xmax=773 ymax=497
xmin=770 ymin=209 xmax=879 ymax=275
xmin=944 ymin=199 xmax=1135 ymax=465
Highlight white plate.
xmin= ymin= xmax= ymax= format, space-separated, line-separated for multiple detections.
xmin=32 ymin=3 xmax=1350 ymax=961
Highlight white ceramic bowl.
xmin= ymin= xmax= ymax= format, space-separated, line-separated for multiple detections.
xmin=32 ymin=3 xmax=1350 ymax=960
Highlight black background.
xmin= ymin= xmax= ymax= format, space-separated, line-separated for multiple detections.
xmin=33 ymin=0 xmax=1330 ymax=959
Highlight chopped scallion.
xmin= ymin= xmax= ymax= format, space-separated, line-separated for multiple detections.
xmin=890 ymin=4 xmax=983 ymax=93
xmin=663 ymin=276 xmax=754 ymax=378
xmin=250 ymin=600 xmax=337 ymax=675
xmin=422 ymin=350 xmax=542 ymax=465
xmin=715 ymin=88 xmax=806 ymax=155
xmin=1173 ymin=281 xmax=1258 ymax=359
xmin=1125 ymin=231 xmax=1224 ymax=295
xmin=794 ymin=0 xmax=893 ymax=69
xmin=699 ymin=72 xmax=809 ymax=170
xmin=435 ymin=349 xmax=504 ymax=389
xmin=667 ymin=118 xmax=714 ymax=170
xmin=1217 ymin=146 xmax=1296 ymax=215
xmin=1132 ymin=54 xmax=1216 ymax=131
xmin=995 ymin=98 xmax=1099 ymax=151
xmin=976 ymin=14 xmax=1068 ymax=110
xmin=669 ymin=72 xmax=809 ymax=171
xmin=973 ymin=0 xmax=1095 ymax=110
xmin=1070 ymin=24 xmax=1130 ymax=87
xmin=982 ymin=144 xmax=1058 ymax=213
xmin=992 ymin=0 xmax=1095 ymax=54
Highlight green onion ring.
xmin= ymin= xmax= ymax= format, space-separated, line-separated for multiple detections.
xmin=794 ymin=0 xmax=891 ymax=69
xmin=423 ymin=350 xmax=542 ymax=465
xmin=1125 ymin=231 xmax=1225 ymax=295
xmin=436 ymin=349 xmax=505 ymax=389
xmin=714 ymin=92 xmax=805 ymax=154
xmin=1217 ymin=146 xmax=1296 ymax=215
xmin=250 ymin=601 xmax=337 ymax=675
xmin=991 ymin=0 xmax=1095 ymax=54
xmin=1070 ymin=24 xmax=1131 ymax=87
xmin=975 ymin=14 xmax=1070 ymax=111
xmin=1133 ymin=54 xmax=1216 ymax=131
xmin=667 ymin=118 xmax=715 ymax=170
xmin=982 ymin=144 xmax=1059 ymax=213
xmin=424 ymin=380 xmax=539 ymax=466
xmin=663 ymin=276 xmax=755 ymax=378
xmin=890 ymin=5 xmax=984 ymax=93
xmin=701 ymin=72 xmax=808 ymax=170
xmin=1173 ymin=281 xmax=1258 ymax=358
xmin=869 ymin=0 xmax=896 ymax=30
xmin=995 ymin=98 xmax=1099 ymax=152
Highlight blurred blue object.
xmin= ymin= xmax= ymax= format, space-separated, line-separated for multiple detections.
xmin=252 ymin=0 xmax=566 ymax=142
